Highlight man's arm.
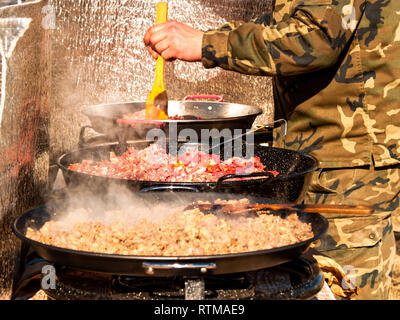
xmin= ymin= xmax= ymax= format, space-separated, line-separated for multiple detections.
xmin=144 ymin=1 xmax=363 ymax=77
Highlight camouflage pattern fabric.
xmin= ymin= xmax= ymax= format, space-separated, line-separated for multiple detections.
xmin=200 ymin=0 xmax=400 ymax=300
xmin=307 ymin=164 xmax=398 ymax=299
xmin=202 ymin=0 xmax=400 ymax=169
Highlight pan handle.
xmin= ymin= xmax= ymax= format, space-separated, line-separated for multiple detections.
xmin=254 ymin=119 xmax=288 ymax=138
xmin=273 ymin=119 xmax=288 ymax=137
xmin=78 ymin=126 xmax=94 ymax=148
xmin=216 ymin=171 xmax=277 ymax=192
xmin=78 ymin=125 xmax=110 ymax=148
xmin=140 ymin=185 xmax=200 ymax=193
xmin=142 ymin=262 xmax=217 ymax=275
xmin=184 ymin=95 xmax=224 ymax=102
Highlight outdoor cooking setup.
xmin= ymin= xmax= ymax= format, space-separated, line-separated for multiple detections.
xmin=10 ymin=93 xmax=371 ymax=301
xmin=0 ymin=0 xmax=365 ymax=302
xmin=13 ymin=192 xmax=332 ymax=300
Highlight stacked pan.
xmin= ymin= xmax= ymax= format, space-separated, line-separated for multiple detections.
xmin=58 ymin=140 xmax=318 ymax=203
xmin=61 ymin=96 xmax=318 ymax=203
xmin=81 ymin=96 xmax=264 ymax=141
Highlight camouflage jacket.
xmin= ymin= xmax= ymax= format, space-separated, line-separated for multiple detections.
xmin=202 ymin=0 xmax=400 ymax=168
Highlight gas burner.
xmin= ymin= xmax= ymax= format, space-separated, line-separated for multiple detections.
xmin=40 ymin=255 xmax=324 ymax=300
xmin=114 ymin=273 xmax=254 ymax=300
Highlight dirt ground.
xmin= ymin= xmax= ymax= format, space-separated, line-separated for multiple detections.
xmin=389 ymin=232 xmax=400 ymax=300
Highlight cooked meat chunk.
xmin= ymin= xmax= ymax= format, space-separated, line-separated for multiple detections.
xmin=26 ymin=200 xmax=314 ymax=256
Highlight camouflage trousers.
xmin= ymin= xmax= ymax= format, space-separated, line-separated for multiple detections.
xmin=305 ymin=164 xmax=399 ymax=300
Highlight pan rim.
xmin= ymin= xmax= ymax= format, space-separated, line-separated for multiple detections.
xmin=81 ymin=100 xmax=263 ymax=123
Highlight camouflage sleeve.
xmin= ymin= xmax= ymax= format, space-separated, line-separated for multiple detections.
xmin=214 ymin=21 xmax=247 ymax=32
xmin=201 ymin=1 xmax=361 ymax=76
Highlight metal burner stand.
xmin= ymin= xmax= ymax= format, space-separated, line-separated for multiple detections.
xmin=36 ymin=255 xmax=324 ymax=300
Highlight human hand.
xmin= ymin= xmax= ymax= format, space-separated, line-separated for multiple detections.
xmin=144 ymin=21 xmax=203 ymax=62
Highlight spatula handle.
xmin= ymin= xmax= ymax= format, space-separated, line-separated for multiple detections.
xmin=253 ymin=203 xmax=374 ymax=215
xmin=187 ymin=203 xmax=374 ymax=215
xmin=156 ymin=2 xmax=168 ymax=24
xmin=154 ymin=2 xmax=168 ymax=89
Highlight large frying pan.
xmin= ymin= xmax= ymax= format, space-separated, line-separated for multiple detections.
xmin=57 ymin=141 xmax=319 ymax=203
xmin=82 ymin=96 xmax=263 ymax=141
xmin=13 ymin=192 xmax=329 ymax=277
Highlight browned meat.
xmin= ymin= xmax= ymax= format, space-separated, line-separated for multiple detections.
xmin=26 ymin=200 xmax=314 ymax=257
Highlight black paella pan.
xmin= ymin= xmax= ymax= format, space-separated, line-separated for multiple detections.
xmin=12 ymin=192 xmax=329 ymax=277
xmin=57 ymin=140 xmax=319 ymax=203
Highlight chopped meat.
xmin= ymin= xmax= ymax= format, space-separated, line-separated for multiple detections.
xmin=68 ymin=143 xmax=277 ymax=182
xmin=25 ymin=200 xmax=314 ymax=257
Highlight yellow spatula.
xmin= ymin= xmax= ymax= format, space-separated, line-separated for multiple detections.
xmin=145 ymin=2 xmax=169 ymax=120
